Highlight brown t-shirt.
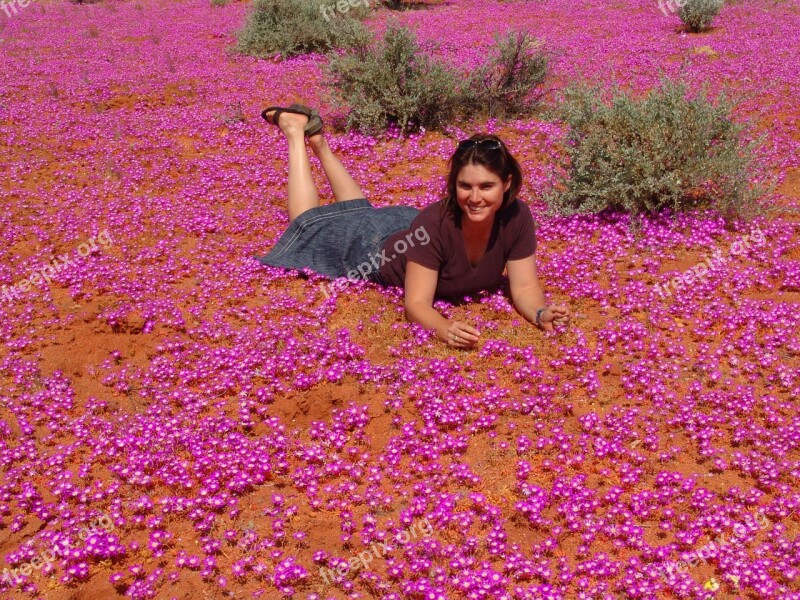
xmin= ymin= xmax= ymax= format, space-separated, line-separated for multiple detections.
xmin=377 ymin=199 xmax=537 ymax=299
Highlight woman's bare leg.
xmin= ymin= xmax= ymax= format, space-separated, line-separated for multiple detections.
xmin=307 ymin=132 xmax=365 ymax=202
xmin=265 ymin=109 xmax=319 ymax=222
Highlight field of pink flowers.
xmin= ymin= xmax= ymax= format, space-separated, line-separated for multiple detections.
xmin=1 ymin=0 xmax=799 ymax=598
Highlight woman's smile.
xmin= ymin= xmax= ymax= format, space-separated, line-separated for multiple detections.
xmin=456 ymin=164 xmax=510 ymax=225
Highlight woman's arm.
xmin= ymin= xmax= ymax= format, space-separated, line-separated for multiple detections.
xmin=507 ymin=255 xmax=571 ymax=331
xmin=404 ymin=260 xmax=481 ymax=348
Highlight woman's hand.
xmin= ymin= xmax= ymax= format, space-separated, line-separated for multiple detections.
xmin=538 ymin=305 xmax=571 ymax=331
xmin=445 ymin=320 xmax=480 ymax=348
xmin=507 ymin=256 xmax=571 ymax=334
xmin=404 ymin=262 xmax=481 ymax=350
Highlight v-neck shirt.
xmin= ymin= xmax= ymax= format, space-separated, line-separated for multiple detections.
xmin=376 ymin=199 xmax=537 ymax=299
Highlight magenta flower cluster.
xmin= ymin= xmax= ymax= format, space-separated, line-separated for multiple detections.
xmin=0 ymin=0 xmax=798 ymax=598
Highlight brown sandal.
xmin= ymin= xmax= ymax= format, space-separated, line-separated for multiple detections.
xmin=261 ymin=103 xmax=323 ymax=137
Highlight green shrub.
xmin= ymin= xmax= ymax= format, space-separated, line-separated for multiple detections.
xmin=211 ymin=0 xmax=230 ymax=6
xmin=545 ymin=78 xmax=767 ymax=220
xmin=464 ymin=30 xmax=548 ymax=119
xmin=327 ymin=22 xmax=462 ymax=135
xmin=236 ymin=0 xmax=370 ymax=59
xmin=327 ymin=23 xmax=548 ymax=134
xmin=679 ymin=0 xmax=724 ymax=32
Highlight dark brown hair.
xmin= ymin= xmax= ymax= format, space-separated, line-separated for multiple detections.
xmin=441 ymin=134 xmax=523 ymax=220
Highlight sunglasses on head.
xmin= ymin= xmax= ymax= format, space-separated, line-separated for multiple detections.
xmin=456 ymin=139 xmax=503 ymax=152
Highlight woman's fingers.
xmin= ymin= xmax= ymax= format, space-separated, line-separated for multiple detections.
xmin=452 ymin=331 xmax=479 ymax=346
xmin=458 ymin=325 xmax=480 ymax=340
xmin=452 ymin=321 xmax=479 ymax=337
xmin=447 ymin=321 xmax=480 ymax=348
xmin=555 ymin=305 xmax=571 ymax=323
xmin=448 ymin=334 xmax=476 ymax=348
xmin=536 ymin=305 xmax=570 ymax=331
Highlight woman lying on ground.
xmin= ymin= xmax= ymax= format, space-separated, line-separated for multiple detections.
xmin=256 ymin=104 xmax=571 ymax=349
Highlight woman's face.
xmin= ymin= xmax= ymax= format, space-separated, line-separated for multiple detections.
xmin=455 ymin=163 xmax=511 ymax=228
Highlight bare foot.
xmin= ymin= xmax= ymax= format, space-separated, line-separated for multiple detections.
xmin=264 ymin=109 xmax=308 ymax=137
xmin=306 ymin=130 xmax=327 ymax=154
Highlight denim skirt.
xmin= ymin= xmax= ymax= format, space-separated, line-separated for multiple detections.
xmin=256 ymin=199 xmax=420 ymax=281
